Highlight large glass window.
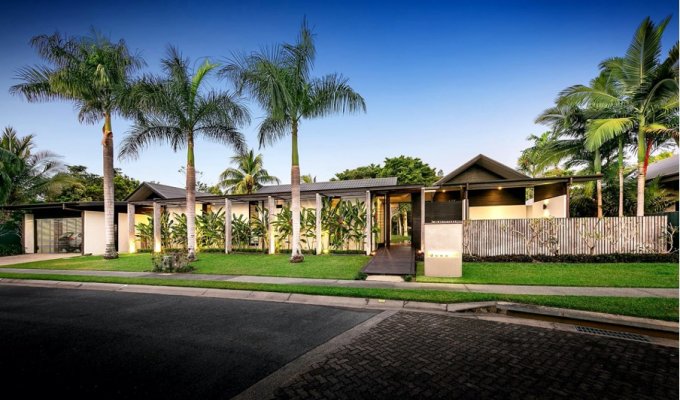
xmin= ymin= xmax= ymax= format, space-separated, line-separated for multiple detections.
xmin=36 ymin=218 xmax=82 ymax=254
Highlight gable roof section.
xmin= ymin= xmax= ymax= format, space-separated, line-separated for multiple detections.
xmin=646 ymin=154 xmax=679 ymax=181
xmin=434 ymin=154 xmax=529 ymax=185
xmin=257 ymin=177 xmax=398 ymax=194
xmin=126 ymin=182 xmax=214 ymax=201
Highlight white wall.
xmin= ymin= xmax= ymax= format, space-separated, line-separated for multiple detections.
xmin=469 ymin=205 xmax=527 ymax=220
xmin=23 ymin=214 xmax=34 ymax=254
xmin=83 ymin=211 xmax=106 ymax=255
xmin=117 ymin=212 xmax=128 ymax=254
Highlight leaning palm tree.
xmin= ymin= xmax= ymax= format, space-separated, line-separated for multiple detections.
xmin=0 ymin=127 xmax=67 ymax=205
xmin=559 ymin=17 xmax=678 ymax=215
xmin=120 ymin=47 xmax=249 ymax=260
xmin=222 ymin=19 xmax=366 ymax=262
xmin=219 ymin=149 xmax=280 ymax=194
xmin=10 ymin=30 xmax=144 ymax=258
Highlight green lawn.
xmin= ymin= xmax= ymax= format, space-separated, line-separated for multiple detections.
xmin=2 ymin=253 xmax=370 ymax=280
xmin=0 ymin=271 xmax=676 ymax=321
xmin=416 ymin=261 xmax=679 ymax=288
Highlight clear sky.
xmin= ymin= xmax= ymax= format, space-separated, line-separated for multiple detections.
xmin=1 ymin=0 xmax=677 ymax=187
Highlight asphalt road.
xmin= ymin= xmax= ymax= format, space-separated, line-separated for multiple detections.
xmin=0 ymin=286 xmax=377 ymax=399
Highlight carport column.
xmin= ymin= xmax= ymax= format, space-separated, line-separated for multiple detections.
xmin=153 ymin=201 xmax=161 ymax=253
xmin=268 ymin=196 xmax=276 ymax=255
xmin=127 ymin=203 xmax=136 ymax=253
xmin=225 ymin=199 xmax=232 ymax=254
xmin=315 ymin=193 xmax=322 ymax=255
xmin=365 ymin=191 xmax=371 ymax=255
xmin=420 ymin=188 xmax=426 ymax=252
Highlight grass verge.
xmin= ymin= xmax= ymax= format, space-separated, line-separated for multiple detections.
xmin=416 ymin=262 xmax=679 ymax=288
xmin=0 ymin=272 xmax=676 ymax=321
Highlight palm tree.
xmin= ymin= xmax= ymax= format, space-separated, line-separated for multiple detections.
xmin=10 ymin=30 xmax=144 ymax=258
xmin=301 ymin=174 xmax=316 ymax=184
xmin=0 ymin=127 xmax=67 ymax=205
xmin=222 ymin=19 xmax=366 ymax=262
xmin=120 ymin=47 xmax=249 ymax=260
xmin=559 ymin=17 xmax=678 ymax=216
xmin=219 ymin=149 xmax=280 ymax=194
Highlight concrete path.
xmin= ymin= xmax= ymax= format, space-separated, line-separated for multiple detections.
xmin=0 ymin=253 xmax=78 ymax=266
xmin=0 ymin=267 xmax=677 ymax=298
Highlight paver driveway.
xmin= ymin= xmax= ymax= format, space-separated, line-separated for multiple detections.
xmin=273 ymin=312 xmax=678 ymax=399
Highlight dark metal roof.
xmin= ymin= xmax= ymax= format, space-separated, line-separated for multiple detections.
xmin=125 ymin=182 xmax=214 ymax=201
xmin=431 ymin=174 xmax=602 ymax=190
xmin=1 ymin=201 xmax=128 ymax=211
xmin=646 ymin=154 xmax=679 ymax=181
xmin=256 ymin=177 xmax=399 ymax=194
xmin=434 ymin=154 xmax=529 ymax=185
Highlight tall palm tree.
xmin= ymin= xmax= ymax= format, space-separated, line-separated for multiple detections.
xmin=120 ymin=47 xmax=249 ymax=260
xmin=219 ymin=149 xmax=280 ymax=194
xmin=559 ymin=17 xmax=678 ymax=216
xmin=0 ymin=127 xmax=67 ymax=205
xmin=222 ymin=19 xmax=366 ymax=262
xmin=10 ymin=30 xmax=144 ymax=258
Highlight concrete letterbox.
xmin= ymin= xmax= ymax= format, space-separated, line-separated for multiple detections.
xmin=424 ymin=222 xmax=463 ymax=277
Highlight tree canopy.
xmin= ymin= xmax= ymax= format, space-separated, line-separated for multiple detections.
xmin=333 ymin=156 xmax=438 ymax=185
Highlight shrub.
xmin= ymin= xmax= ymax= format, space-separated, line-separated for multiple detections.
xmin=0 ymin=243 xmax=22 ymax=256
xmin=403 ymin=274 xmax=413 ymax=282
xmin=354 ymin=271 xmax=368 ymax=280
xmin=462 ymin=253 xmax=679 ymax=263
xmin=151 ymin=252 xmax=193 ymax=273
xmin=330 ymin=249 xmax=366 ymax=255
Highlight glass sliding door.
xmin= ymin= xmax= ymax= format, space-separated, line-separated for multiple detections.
xmin=36 ymin=217 xmax=82 ymax=254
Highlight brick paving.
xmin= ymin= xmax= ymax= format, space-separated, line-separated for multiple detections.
xmin=273 ymin=312 xmax=678 ymax=399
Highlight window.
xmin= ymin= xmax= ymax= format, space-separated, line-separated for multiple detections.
xmin=36 ymin=218 xmax=82 ymax=254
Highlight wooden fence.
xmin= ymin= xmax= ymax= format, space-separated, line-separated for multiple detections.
xmin=463 ymin=215 xmax=670 ymax=256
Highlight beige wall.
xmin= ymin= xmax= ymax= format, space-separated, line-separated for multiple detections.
xmin=469 ymin=205 xmax=527 ymax=220
xmin=117 ymin=213 xmax=128 ymax=254
xmin=23 ymin=214 xmax=34 ymax=254
xmin=83 ymin=211 xmax=105 ymax=255
xmin=527 ymin=195 xmax=568 ymax=218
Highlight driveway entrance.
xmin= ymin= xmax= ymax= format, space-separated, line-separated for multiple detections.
xmin=0 ymin=253 xmax=78 ymax=267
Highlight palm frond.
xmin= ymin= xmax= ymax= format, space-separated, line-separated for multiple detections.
xmin=585 ymin=118 xmax=634 ymax=150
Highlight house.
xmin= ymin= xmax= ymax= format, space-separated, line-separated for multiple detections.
xmin=5 ymin=154 xmax=601 ymax=256
xmin=646 ymin=154 xmax=679 ymax=212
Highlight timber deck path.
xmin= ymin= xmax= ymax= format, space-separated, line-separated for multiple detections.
xmin=361 ymin=245 xmax=415 ymax=275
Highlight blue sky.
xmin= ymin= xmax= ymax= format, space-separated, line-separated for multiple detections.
xmin=0 ymin=0 xmax=677 ymax=187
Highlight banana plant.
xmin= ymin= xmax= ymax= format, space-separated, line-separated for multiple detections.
xmin=196 ymin=209 xmax=225 ymax=249
xmin=250 ymin=205 xmax=270 ymax=252
xmin=231 ymin=214 xmax=251 ymax=249
xmin=171 ymin=213 xmax=188 ymax=249
xmin=136 ymin=210 xmax=174 ymax=250
xmin=272 ymin=204 xmax=292 ymax=250
xmin=300 ymin=207 xmax=317 ymax=251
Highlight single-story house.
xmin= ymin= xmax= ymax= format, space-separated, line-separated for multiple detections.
xmin=4 ymin=154 xmax=600 ymax=256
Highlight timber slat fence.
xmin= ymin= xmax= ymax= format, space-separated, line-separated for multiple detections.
xmin=463 ymin=215 xmax=669 ymax=256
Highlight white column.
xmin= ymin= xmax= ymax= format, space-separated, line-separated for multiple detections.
xmin=225 ymin=199 xmax=232 ymax=254
xmin=23 ymin=214 xmax=35 ymax=254
xmin=153 ymin=202 xmax=161 ymax=253
xmin=365 ymin=191 xmax=371 ymax=255
xmin=420 ymin=188 xmax=426 ymax=252
xmin=315 ymin=193 xmax=322 ymax=255
xmin=127 ymin=203 xmax=136 ymax=253
xmin=268 ymin=196 xmax=276 ymax=255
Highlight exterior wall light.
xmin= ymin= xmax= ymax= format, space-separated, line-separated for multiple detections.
xmin=497 ymin=186 xmax=502 ymax=190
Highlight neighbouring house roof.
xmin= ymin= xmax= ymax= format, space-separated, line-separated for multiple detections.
xmin=125 ymin=182 xmax=214 ymax=202
xmin=256 ymin=177 xmax=399 ymax=195
xmin=0 ymin=201 xmax=128 ymax=211
xmin=646 ymin=154 xmax=679 ymax=182
xmin=434 ymin=154 xmax=529 ymax=186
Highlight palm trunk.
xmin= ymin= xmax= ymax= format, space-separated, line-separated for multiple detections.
xmin=186 ymin=132 xmax=197 ymax=260
xmin=636 ymin=118 xmax=646 ymax=216
xmin=290 ymin=120 xmax=303 ymax=262
xmin=102 ymin=112 xmax=118 ymax=259
xmin=618 ymin=137 xmax=624 ymax=217
xmin=594 ymin=148 xmax=602 ymax=219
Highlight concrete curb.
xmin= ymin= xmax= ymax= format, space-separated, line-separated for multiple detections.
xmin=0 ymin=278 xmax=676 ymax=335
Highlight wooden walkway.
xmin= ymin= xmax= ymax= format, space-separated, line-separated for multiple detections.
xmin=362 ymin=245 xmax=415 ymax=275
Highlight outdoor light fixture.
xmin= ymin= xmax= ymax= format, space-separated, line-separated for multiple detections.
xmin=543 ymin=203 xmax=548 ymax=210
xmin=497 ymin=186 xmax=502 ymax=190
